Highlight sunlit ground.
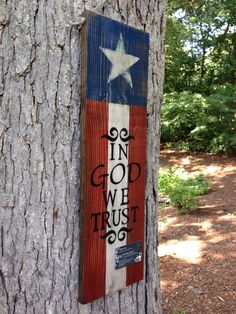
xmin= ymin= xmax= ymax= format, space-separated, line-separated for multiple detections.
xmin=159 ymin=237 xmax=205 ymax=263
xmin=159 ymin=213 xmax=236 ymax=263
xmin=159 ymin=148 xmax=236 ymax=313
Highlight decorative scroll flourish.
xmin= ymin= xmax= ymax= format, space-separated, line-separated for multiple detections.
xmin=120 ymin=128 xmax=134 ymax=142
xmin=100 ymin=227 xmax=133 ymax=244
xmin=100 ymin=230 xmax=116 ymax=245
xmin=102 ymin=127 xmax=134 ymax=142
xmin=118 ymin=227 xmax=133 ymax=241
xmin=101 ymin=127 xmax=118 ymax=142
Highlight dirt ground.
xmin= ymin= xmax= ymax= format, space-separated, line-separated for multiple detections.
xmin=159 ymin=148 xmax=236 ymax=314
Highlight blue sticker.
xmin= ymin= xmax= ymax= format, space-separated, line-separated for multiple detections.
xmin=115 ymin=241 xmax=142 ymax=269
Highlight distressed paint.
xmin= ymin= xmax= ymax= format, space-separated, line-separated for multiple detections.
xmin=79 ymin=12 xmax=149 ymax=304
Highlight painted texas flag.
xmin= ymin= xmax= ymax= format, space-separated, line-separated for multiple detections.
xmin=79 ymin=12 xmax=149 ymax=304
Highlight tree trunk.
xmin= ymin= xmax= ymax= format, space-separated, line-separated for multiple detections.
xmin=231 ymin=29 xmax=236 ymax=84
xmin=0 ymin=0 xmax=166 ymax=313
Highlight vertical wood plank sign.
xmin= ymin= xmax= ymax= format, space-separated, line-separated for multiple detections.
xmin=79 ymin=12 xmax=149 ymax=304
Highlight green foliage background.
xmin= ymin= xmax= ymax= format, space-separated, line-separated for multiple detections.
xmin=163 ymin=0 xmax=236 ymax=153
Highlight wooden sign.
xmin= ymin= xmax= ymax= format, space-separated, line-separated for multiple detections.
xmin=79 ymin=12 xmax=149 ymax=304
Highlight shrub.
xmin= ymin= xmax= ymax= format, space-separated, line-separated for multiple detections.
xmin=159 ymin=167 xmax=211 ymax=214
xmin=189 ymin=85 xmax=236 ymax=153
xmin=161 ymin=85 xmax=236 ymax=153
xmin=161 ymin=92 xmax=207 ymax=143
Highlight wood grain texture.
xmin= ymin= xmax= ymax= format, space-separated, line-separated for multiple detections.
xmin=126 ymin=105 xmax=146 ymax=286
xmin=0 ymin=0 xmax=166 ymax=313
xmin=79 ymin=100 xmax=108 ymax=303
xmin=79 ymin=13 xmax=149 ymax=303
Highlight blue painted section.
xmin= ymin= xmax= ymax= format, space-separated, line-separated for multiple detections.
xmin=86 ymin=13 xmax=149 ymax=106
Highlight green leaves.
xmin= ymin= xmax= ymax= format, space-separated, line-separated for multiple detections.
xmin=162 ymin=92 xmax=206 ymax=142
xmin=159 ymin=167 xmax=211 ymax=214
xmin=162 ymin=85 xmax=236 ymax=153
xmin=164 ymin=0 xmax=236 ymax=154
xmin=165 ymin=0 xmax=236 ymax=93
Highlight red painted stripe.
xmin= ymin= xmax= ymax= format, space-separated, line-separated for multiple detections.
xmin=126 ymin=105 xmax=146 ymax=286
xmin=80 ymin=100 xmax=108 ymax=303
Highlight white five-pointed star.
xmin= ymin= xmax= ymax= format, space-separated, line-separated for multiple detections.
xmin=100 ymin=34 xmax=140 ymax=88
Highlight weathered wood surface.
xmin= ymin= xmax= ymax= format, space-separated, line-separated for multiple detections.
xmin=79 ymin=13 xmax=148 ymax=303
xmin=0 ymin=0 xmax=166 ymax=313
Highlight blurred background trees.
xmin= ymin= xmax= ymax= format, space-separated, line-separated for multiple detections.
xmin=162 ymin=0 xmax=236 ymax=153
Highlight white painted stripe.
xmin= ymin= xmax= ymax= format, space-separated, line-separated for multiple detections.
xmin=106 ymin=103 xmax=130 ymax=294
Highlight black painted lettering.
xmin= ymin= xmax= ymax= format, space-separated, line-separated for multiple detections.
xmin=101 ymin=211 xmax=111 ymax=230
xmin=110 ymin=143 xmax=115 ymax=161
xmin=121 ymin=188 xmax=129 ymax=205
xmin=112 ymin=209 xmax=121 ymax=227
xmin=131 ymin=205 xmax=139 ymax=223
xmin=90 ymin=164 xmax=108 ymax=189
xmin=103 ymin=189 xmax=117 ymax=208
xmin=110 ymin=163 xmax=126 ymax=185
xmin=91 ymin=212 xmax=101 ymax=232
xmin=121 ymin=208 xmax=129 ymax=224
xmin=118 ymin=144 xmax=128 ymax=160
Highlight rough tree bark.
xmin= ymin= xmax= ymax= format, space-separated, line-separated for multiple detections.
xmin=0 ymin=0 xmax=166 ymax=313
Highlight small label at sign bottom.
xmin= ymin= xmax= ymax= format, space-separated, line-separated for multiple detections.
xmin=115 ymin=241 xmax=142 ymax=269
